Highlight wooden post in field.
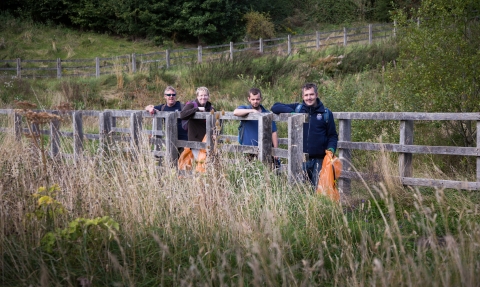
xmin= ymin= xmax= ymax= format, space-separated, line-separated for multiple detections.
xmin=130 ymin=111 xmax=143 ymax=150
xmin=165 ymin=50 xmax=170 ymax=68
xmin=50 ymin=111 xmax=60 ymax=157
xmin=368 ymin=24 xmax=373 ymax=44
xmin=99 ymin=111 xmax=112 ymax=150
xmin=198 ymin=46 xmax=202 ymax=63
xmin=393 ymin=20 xmax=397 ymax=37
xmin=477 ymin=120 xmax=480 ymax=182
xmin=230 ymin=42 xmax=234 ymax=60
xmin=287 ymin=35 xmax=292 ymax=55
xmin=399 ymin=120 xmax=414 ymax=181
xmin=258 ymin=113 xmax=273 ymax=165
xmin=152 ymin=113 xmax=163 ymax=154
xmin=16 ymin=58 xmax=21 ymax=79
xmin=288 ymin=114 xmax=305 ymax=183
xmin=95 ymin=57 xmax=100 ymax=78
xmin=164 ymin=112 xmax=178 ymax=164
xmin=338 ymin=119 xmax=352 ymax=196
xmin=316 ymin=31 xmax=320 ymax=49
xmin=343 ymin=28 xmax=347 ymax=46
xmin=13 ymin=112 xmax=22 ymax=141
xmin=73 ymin=111 xmax=83 ymax=161
xmin=206 ymin=113 xmax=214 ymax=156
xmin=259 ymin=38 xmax=263 ymax=54
xmin=131 ymin=53 xmax=136 ymax=73
xmin=57 ymin=58 xmax=62 ymax=79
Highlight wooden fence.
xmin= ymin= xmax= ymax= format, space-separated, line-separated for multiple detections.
xmin=0 ymin=23 xmax=394 ymax=79
xmin=1 ymin=109 xmax=478 ymax=192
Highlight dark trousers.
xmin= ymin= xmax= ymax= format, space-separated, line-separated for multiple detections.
xmin=303 ymin=158 xmax=323 ymax=188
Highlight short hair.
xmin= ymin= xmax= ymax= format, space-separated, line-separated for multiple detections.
xmin=164 ymin=86 xmax=176 ymax=94
xmin=248 ymin=88 xmax=262 ymax=98
xmin=196 ymin=86 xmax=210 ymax=96
xmin=302 ymin=83 xmax=318 ymax=95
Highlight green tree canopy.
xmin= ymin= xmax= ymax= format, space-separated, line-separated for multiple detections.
xmin=388 ymin=0 xmax=480 ymax=146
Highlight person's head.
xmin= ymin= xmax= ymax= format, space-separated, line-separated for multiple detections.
xmin=196 ymin=86 xmax=210 ymax=106
xmin=247 ymin=88 xmax=262 ymax=109
xmin=301 ymin=83 xmax=318 ymax=107
xmin=164 ymin=86 xmax=177 ymax=107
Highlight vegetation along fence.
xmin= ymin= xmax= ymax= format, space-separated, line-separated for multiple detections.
xmin=0 ymin=23 xmax=395 ymax=79
xmin=1 ymin=109 xmax=479 ymax=194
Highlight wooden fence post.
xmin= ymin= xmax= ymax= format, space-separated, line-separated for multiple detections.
xmin=99 ymin=111 xmax=112 ymax=150
xmin=164 ymin=112 xmax=178 ymax=164
xmin=230 ymin=42 xmax=234 ymax=60
xmin=338 ymin=119 xmax=352 ymax=196
xmin=393 ymin=20 xmax=397 ymax=37
xmin=288 ymin=114 xmax=305 ymax=183
xmin=477 ymin=120 xmax=480 ymax=182
xmin=166 ymin=50 xmax=170 ymax=68
xmin=399 ymin=120 xmax=414 ymax=180
xmin=95 ymin=57 xmax=100 ymax=78
xmin=130 ymin=111 xmax=143 ymax=150
xmin=50 ymin=111 xmax=60 ymax=157
xmin=131 ymin=53 xmax=136 ymax=73
xmin=57 ymin=58 xmax=62 ymax=79
xmin=13 ymin=112 xmax=22 ymax=141
xmin=198 ymin=46 xmax=202 ymax=63
xmin=73 ymin=111 xmax=83 ymax=161
xmin=206 ymin=113 xmax=215 ymax=156
xmin=316 ymin=31 xmax=320 ymax=49
xmin=343 ymin=27 xmax=348 ymax=46
xmin=287 ymin=35 xmax=292 ymax=55
xmin=152 ymin=114 xmax=163 ymax=154
xmin=258 ymin=113 xmax=273 ymax=165
xmin=259 ymin=38 xmax=263 ymax=54
xmin=368 ymin=24 xmax=373 ymax=44
xmin=16 ymin=58 xmax=21 ymax=79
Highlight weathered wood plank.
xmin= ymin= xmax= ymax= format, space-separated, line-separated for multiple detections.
xmin=111 ymin=127 xmax=130 ymax=133
xmin=399 ymin=120 xmax=413 ymax=178
xmin=99 ymin=111 xmax=112 ymax=150
xmin=334 ymin=112 xmax=480 ymax=121
xmin=73 ymin=111 xmax=83 ymax=162
xmin=220 ymin=144 xmax=259 ymax=154
xmin=338 ymin=119 xmax=352 ymax=196
xmin=50 ymin=111 xmax=60 ymax=157
xmin=258 ymin=113 xmax=273 ymax=164
xmin=337 ymin=141 xmax=479 ymax=156
xmin=0 ymin=109 xmax=12 ymax=115
xmin=401 ymin=177 xmax=480 ymax=190
xmin=130 ymin=112 xmax=142 ymax=149
xmin=477 ymin=121 xmax=480 ymax=182
xmin=288 ymin=114 xmax=304 ymax=183
xmin=164 ymin=112 xmax=178 ymax=164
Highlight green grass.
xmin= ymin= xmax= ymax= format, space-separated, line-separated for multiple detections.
xmin=1 ymin=129 xmax=479 ymax=286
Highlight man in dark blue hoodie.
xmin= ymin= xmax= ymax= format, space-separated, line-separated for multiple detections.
xmin=271 ymin=83 xmax=338 ymax=188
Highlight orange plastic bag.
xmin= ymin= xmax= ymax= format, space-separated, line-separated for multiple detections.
xmin=178 ymin=135 xmax=207 ymax=172
xmin=178 ymin=147 xmax=194 ymax=170
xmin=316 ymin=150 xmax=342 ymax=202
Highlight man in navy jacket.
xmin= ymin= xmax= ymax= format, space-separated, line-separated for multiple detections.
xmin=145 ymin=85 xmax=188 ymax=142
xmin=271 ymin=83 xmax=338 ymax=187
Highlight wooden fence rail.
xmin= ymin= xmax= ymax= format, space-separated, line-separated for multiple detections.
xmin=1 ymin=109 xmax=478 ymax=193
xmin=0 ymin=23 xmax=394 ymax=79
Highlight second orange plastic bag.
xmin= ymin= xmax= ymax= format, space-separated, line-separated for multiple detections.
xmin=316 ymin=150 xmax=342 ymax=202
xmin=178 ymin=135 xmax=207 ymax=173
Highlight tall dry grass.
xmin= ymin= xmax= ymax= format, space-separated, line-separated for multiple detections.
xmin=1 ymin=125 xmax=479 ymax=286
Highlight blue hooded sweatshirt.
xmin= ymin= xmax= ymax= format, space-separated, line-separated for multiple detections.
xmin=271 ymin=98 xmax=338 ymax=159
